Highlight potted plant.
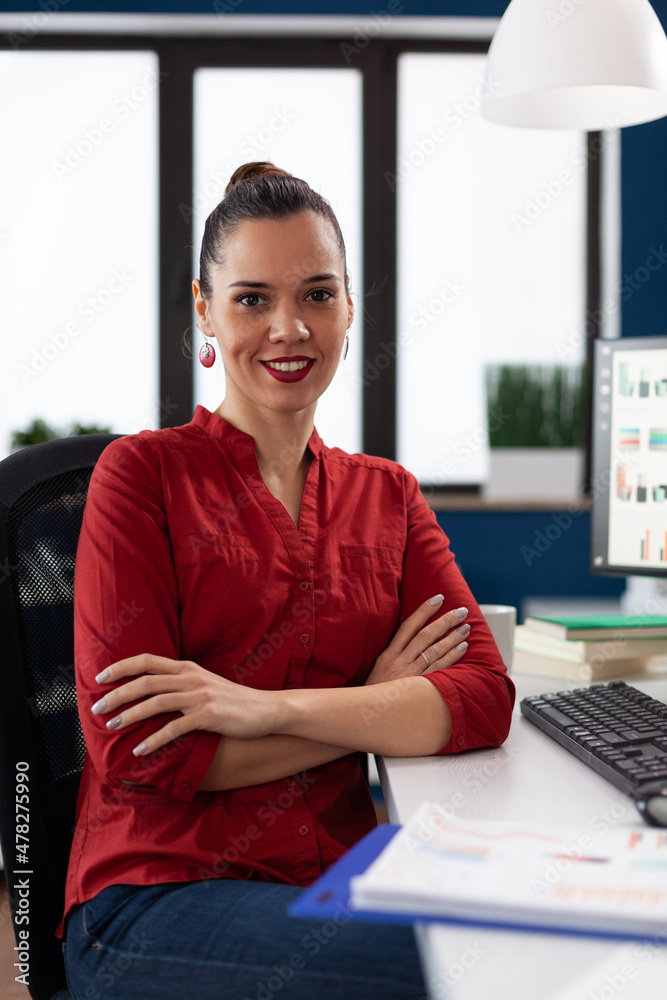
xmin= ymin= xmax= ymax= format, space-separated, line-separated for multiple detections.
xmin=11 ymin=418 xmax=112 ymax=453
xmin=484 ymin=364 xmax=585 ymax=500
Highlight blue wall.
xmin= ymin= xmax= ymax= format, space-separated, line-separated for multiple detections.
xmin=622 ymin=111 xmax=667 ymax=339
xmin=436 ymin=511 xmax=625 ymax=619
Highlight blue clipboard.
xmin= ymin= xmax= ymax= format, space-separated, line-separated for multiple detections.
xmin=288 ymin=823 xmax=667 ymax=945
xmin=288 ymin=824 xmax=407 ymax=926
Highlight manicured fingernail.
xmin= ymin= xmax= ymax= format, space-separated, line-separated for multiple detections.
xmin=456 ymin=624 xmax=470 ymax=635
xmin=456 ymin=641 xmax=468 ymax=651
xmin=106 ymin=715 xmax=122 ymax=730
xmin=454 ymin=607 xmax=468 ymax=618
xmin=91 ymin=697 xmax=108 ymax=714
xmin=133 ymin=742 xmax=147 ymax=756
xmin=428 ymin=594 xmax=444 ymax=605
xmin=95 ymin=668 xmax=111 ymax=683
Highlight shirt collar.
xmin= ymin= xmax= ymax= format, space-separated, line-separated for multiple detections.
xmin=191 ymin=404 xmax=324 ymax=457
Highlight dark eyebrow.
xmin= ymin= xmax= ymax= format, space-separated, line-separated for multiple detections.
xmin=227 ymin=273 xmax=341 ymax=289
xmin=305 ymin=273 xmax=341 ymax=284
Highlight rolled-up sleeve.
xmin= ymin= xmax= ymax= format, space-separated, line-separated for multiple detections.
xmin=74 ymin=434 xmax=220 ymax=801
xmin=398 ymin=472 xmax=515 ymax=754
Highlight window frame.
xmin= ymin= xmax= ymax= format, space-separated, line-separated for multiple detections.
xmin=1 ymin=26 xmax=602 ymax=493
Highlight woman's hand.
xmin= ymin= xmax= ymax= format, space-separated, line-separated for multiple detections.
xmin=90 ymin=654 xmax=280 ymax=757
xmin=364 ymin=595 xmax=470 ymax=686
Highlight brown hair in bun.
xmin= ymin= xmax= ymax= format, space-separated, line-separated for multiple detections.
xmin=224 ymin=161 xmax=291 ymax=194
xmin=198 ymin=161 xmax=349 ymax=300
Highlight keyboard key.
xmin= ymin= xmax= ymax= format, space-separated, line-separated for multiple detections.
xmin=618 ymin=730 xmax=658 ymax=742
xmin=536 ymin=706 xmax=576 ymax=729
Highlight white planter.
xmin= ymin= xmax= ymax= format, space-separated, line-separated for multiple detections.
xmin=484 ymin=448 xmax=584 ymax=502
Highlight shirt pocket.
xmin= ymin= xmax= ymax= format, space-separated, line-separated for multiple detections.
xmin=336 ymin=542 xmax=403 ymax=680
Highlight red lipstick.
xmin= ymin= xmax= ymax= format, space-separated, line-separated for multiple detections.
xmin=261 ymin=357 xmax=315 ymax=383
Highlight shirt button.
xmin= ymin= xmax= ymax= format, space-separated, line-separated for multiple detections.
xmin=298 ymin=825 xmax=309 ymax=836
xmin=181 ymin=782 xmax=192 ymax=793
xmin=456 ymin=736 xmax=465 ymax=747
xmin=287 ymin=781 xmax=299 ymax=793
xmin=299 ymin=581 xmax=309 ymax=591
xmin=299 ymin=633 xmax=310 ymax=644
xmin=287 ymin=683 xmax=299 ymax=689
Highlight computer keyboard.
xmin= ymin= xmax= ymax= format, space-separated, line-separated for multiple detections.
xmin=520 ymin=681 xmax=667 ymax=801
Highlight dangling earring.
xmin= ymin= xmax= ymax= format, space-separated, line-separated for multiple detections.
xmin=343 ymin=332 xmax=350 ymax=362
xmin=199 ymin=335 xmax=216 ymax=368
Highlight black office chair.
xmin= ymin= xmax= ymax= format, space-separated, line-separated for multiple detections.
xmin=0 ymin=434 xmax=122 ymax=1000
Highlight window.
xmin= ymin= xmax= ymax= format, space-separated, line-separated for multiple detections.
xmin=0 ymin=49 xmax=159 ymax=455
xmin=1 ymin=23 xmax=601 ymax=490
xmin=396 ymin=52 xmax=587 ymax=485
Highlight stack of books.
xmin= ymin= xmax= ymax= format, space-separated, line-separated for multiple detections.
xmin=513 ymin=613 xmax=667 ymax=681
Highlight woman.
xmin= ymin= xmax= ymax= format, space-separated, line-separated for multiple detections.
xmin=57 ymin=162 xmax=515 ymax=1000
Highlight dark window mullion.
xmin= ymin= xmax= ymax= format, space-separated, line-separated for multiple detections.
xmin=159 ymin=42 xmax=198 ymax=429
xmin=362 ymin=42 xmax=398 ymax=460
xmin=583 ymin=131 xmax=603 ymax=494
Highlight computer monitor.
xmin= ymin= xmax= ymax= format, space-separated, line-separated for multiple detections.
xmin=591 ymin=336 xmax=667 ymax=578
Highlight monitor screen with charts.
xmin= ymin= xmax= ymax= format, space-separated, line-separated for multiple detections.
xmin=591 ymin=336 xmax=667 ymax=578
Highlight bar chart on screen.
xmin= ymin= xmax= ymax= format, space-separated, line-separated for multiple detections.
xmin=634 ymin=529 xmax=667 ymax=562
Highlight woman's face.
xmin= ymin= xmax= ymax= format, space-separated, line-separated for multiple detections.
xmin=193 ymin=210 xmax=354 ymax=418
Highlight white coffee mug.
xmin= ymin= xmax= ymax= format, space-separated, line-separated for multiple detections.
xmin=478 ymin=604 xmax=517 ymax=672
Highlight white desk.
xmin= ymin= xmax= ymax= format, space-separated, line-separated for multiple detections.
xmin=377 ymin=670 xmax=667 ymax=1000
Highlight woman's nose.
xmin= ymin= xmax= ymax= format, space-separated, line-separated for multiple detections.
xmin=268 ymin=305 xmax=310 ymax=343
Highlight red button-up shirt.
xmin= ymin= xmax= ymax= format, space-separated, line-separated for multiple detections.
xmin=56 ymin=405 xmax=515 ymax=938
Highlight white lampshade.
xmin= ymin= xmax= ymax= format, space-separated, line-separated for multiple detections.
xmin=482 ymin=0 xmax=667 ymax=129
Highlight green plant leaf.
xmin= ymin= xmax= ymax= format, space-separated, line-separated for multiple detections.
xmin=485 ymin=363 xmax=584 ymax=448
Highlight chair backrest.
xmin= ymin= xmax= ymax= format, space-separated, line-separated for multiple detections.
xmin=0 ymin=434 xmax=123 ymax=1000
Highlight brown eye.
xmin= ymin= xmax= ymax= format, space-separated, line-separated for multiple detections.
xmin=237 ymin=293 xmax=264 ymax=307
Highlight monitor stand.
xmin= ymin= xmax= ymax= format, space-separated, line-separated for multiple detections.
xmin=620 ymin=575 xmax=667 ymax=615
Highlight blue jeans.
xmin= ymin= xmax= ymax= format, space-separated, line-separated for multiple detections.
xmin=61 ymin=879 xmax=427 ymax=1000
